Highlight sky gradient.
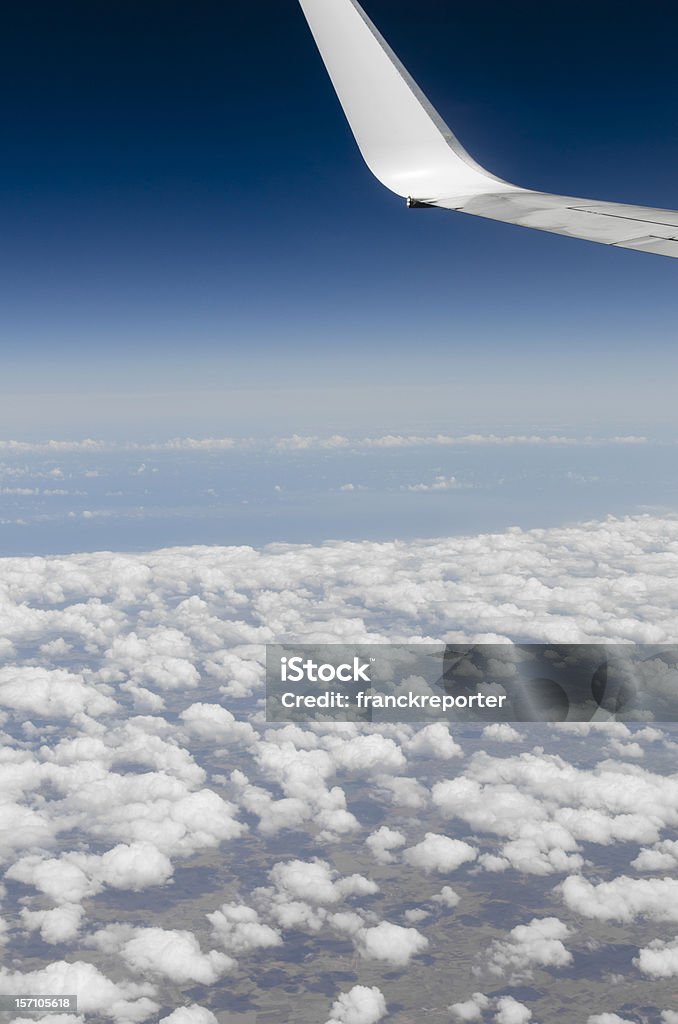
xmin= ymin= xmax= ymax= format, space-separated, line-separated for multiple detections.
xmin=1 ymin=0 xmax=677 ymax=437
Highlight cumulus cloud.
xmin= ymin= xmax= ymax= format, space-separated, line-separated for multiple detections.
xmin=320 ymin=734 xmax=405 ymax=774
xmin=635 ymin=938 xmax=678 ymax=978
xmin=231 ymin=770 xmax=311 ymax=835
xmin=8 ymin=856 xmax=94 ymax=904
xmin=355 ymin=921 xmax=428 ymax=966
xmin=179 ymin=702 xmax=256 ymax=746
xmin=237 ymin=734 xmax=394 ymax=842
xmin=0 ymin=667 xmax=116 ymax=720
xmin=268 ymin=859 xmax=377 ymax=906
xmin=1 ymin=516 xmax=674 ymax=663
xmin=404 ymin=907 xmax=429 ymax=924
xmin=5 ymin=1016 xmax=84 ymax=1024
xmin=432 ymin=748 xmax=678 ymax=876
xmin=482 ymin=724 xmax=525 ymax=743
xmin=373 ymin=774 xmax=428 ymax=808
xmin=103 ymin=630 xmax=199 ymax=691
xmin=494 ymin=996 xmax=532 ymax=1024
xmin=0 ymin=961 xmax=157 ymax=1021
xmin=486 ymin=918 xmax=572 ymax=980
xmin=65 ymin=774 xmax=244 ymax=856
xmin=432 ymin=885 xmax=461 ymax=908
xmin=21 ymin=904 xmax=84 ymax=945
xmin=605 ymin=738 xmax=644 ymax=759
xmin=250 ymin=858 xmax=379 ymax=938
xmin=325 ymin=986 xmax=387 ymax=1024
xmin=158 ymin=1007 xmax=218 ymax=1024
xmin=95 ymin=842 xmax=174 ymax=891
xmin=365 ymin=826 xmax=406 ymax=865
xmin=560 ymin=876 xmax=678 ymax=923
xmin=108 ymin=927 xmax=234 ymax=984
xmin=405 ymin=723 xmax=463 ymax=759
xmin=9 ymin=835 xmax=177 ymax=911
xmin=449 ymin=992 xmax=490 ymax=1021
xmin=0 ymin=516 xmax=677 ymax=1020
xmin=631 ymin=839 xmax=678 ymax=872
xmin=587 ymin=1016 xmax=638 ymax=1024
xmin=206 ymin=903 xmax=282 ymax=953
xmin=404 ymin=833 xmax=477 ymax=874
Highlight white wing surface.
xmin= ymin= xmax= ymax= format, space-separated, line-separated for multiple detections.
xmin=297 ymin=0 xmax=678 ymax=258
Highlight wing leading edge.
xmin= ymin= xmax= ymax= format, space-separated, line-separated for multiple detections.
xmin=297 ymin=0 xmax=678 ymax=258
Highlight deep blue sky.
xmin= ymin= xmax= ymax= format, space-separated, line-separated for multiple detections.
xmin=1 ymin=0 xmax=677 ymax=437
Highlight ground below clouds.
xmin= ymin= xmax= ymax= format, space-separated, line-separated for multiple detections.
xmin=0 ymin=514 xmax=677 ymax=1024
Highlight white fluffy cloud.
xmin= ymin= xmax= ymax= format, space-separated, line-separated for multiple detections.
xmin=373 ymin=774 xmax=428 ymax=808
xmin=268 ymin=859 xmax=377 ymax=906
xmin=433 ymin=885 xmax=460 ymax=908
xmin=109 ymin=927 xmax=234 ymax=984
xmin=206 ymin=903 xmax=282 ymax=953
xmin=325 ymin=985 xmax=387 ymax=1024
xmin=8 ymin=842 xmax=177 ymax=907
xmin=158 ymin=1007 xmax=218 ymax=1024
xmin=365 ymin=826 xmax=406 ymax=865
xmin=631 ymin=839 xmax=678 ymax=872
xmin=587 ymin=1016 xmax=638 ymax=1024
xmin=560 ymin=876 xmax=678 ymax=923
xmin=103 ymin=630 xmax=199 ymax=692
xmin=8 ymin=856 xmax=94 ymax=904
xmin=179 ymin=702 xmax=256 ymax=746
xmin=404 ymin=723 xmax=463 ymax=759
xmin=0 ymin=516 xmax=675 ymax=663
xmin=432 ymin=747 xmax=678 ymax=876
xmin=0 ymin=667 xmax=116 ymax=720
xmin=95 ymin=841 xmax=174 ymax=891
xmin=449 ymin=992 xmax=490 ymax=1021
xmin=0 ymin=961 xmax=157 ymax=1021
xmin=4 ymin=1016 xmax=84 ymax=1024
xmin=355 ymin=921 xmax=428 ymax=966
xmin=450 ymin=993 xmax=535 ymax=1024
xmin=21 ymin=904 xmax=84 ymax=945
xmin=635 ymin=938 xmax=678 ymax=978
xmin=404 ymin=833 xmax=477 ymax=874
xmin=494 ymin=996 xmax=532 ymax=1024
xmin=482 ymin=724 xmax=525 ymax=743
xmin=486 ymin=918 xmax=572 ymax=980
xmin=250 ymin=858 xmax=380 ymax=939
xmin=0 ymin=516 xmax=677 ymax=1021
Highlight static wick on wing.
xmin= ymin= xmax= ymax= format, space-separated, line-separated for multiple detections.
xmin=297 ymin=0 xmax=678 ymax=258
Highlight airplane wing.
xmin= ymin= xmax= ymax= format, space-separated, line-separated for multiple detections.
xmin=297 ymin=0 xmax=678 ymax=258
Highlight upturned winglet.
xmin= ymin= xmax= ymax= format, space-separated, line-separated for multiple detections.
xmin=298 ymin=0 xmax=678 ymax=258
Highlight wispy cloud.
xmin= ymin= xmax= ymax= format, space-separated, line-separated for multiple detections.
xmin=0 ymin=433 xmax=653 ymax=455
xmin=405 ymin=475 xmax=471 ymax=492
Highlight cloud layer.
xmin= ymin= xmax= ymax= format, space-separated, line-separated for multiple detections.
xmin=0 ymin=515 xmax=677 ymax=1021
